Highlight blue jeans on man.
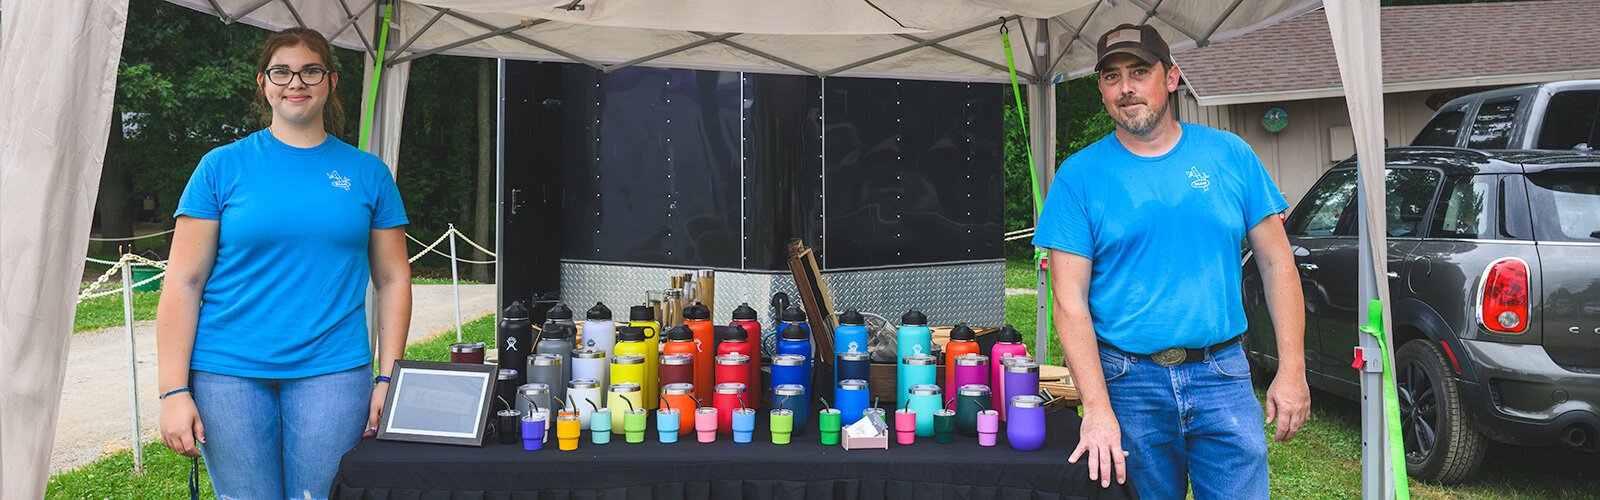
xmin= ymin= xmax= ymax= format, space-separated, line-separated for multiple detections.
xmin=1099 ymin=343 xmax=1269 ymax=498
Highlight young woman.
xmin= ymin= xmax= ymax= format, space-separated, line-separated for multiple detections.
xmin=156 ymin=27 xmax=410 ymax=499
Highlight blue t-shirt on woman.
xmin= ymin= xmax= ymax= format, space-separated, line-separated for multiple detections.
xmin=1031 ymin=123 xmax=1287 ymax=355
xmin=176 ymin=129 xmax=408 ymax=379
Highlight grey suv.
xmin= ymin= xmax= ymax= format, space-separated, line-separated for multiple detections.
xmin=1241 ymin=147 xmax=1600 ymax=484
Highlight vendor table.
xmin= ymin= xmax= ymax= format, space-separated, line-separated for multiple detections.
xmin=331 ymin=409 xmax=1136 ymax=499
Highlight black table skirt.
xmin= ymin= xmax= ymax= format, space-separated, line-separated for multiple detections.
xmin=331 ymin=409 xmax=1136 ymax=500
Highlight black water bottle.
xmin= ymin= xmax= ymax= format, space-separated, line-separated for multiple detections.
xmin=498 ymin=301 xmax=533 ymax=386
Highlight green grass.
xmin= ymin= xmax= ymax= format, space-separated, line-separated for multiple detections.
xmin=1005 ymin=292 xmax=1063 ymax=365
xmin=47 ymin=313 xmax=497 ymax=498
xmin=73 ymin=290 xmax=159 ymax=333
xmin=411 ymin=277 xmax=484 ymax=285
xmin=1004 ymin=258 xmax=1036 ymax=289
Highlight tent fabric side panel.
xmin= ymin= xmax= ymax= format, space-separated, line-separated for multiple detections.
xmin=0 ymin=0 xmax=130 ymax=496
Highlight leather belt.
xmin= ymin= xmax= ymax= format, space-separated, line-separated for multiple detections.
xmin=1098 ymin=334 xmax=1244 ymax=367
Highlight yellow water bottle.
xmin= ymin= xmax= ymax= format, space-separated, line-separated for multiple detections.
xmin=625 ymin=306 xmax=661 ymax=409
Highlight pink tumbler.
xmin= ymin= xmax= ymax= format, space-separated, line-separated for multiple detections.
xmin=894 ymin=409 xmax=917 ymax=446
xmin=950 ymin=354 xmax=989 ymax=407
xmin=695 ymin=407 xmax=718 ymax=443
xmin=976 ymin=410 xmax=999 ymax=447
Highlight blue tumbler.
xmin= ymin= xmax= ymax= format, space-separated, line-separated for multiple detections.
xmin=657 ymin=408 xmax=680 ymax=443
xmin=899 ymin=353 xmax=937 ymax=411
xmin=908 ymin=384 xmax=942 ymax=437
xmin=590 ymin=407 xmax=612 ymax=445
xmin=837 ymin=351 xmax=870 ymax=386
xmin=835 ymin=378 xmax=870 ymax=425
xmin=773 ymin=384 xmax=809 ymax=433
xmin=770 ymin=354 xmax=808 ymax=405
xmin=732 ymin=408 xmax=756 ymax=444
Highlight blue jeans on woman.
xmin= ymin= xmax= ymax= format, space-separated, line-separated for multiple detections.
xmin=193 ymin=365 xmax=371 ymax=500
xmin=1099 ymin=343 xmax=1269 ymax=499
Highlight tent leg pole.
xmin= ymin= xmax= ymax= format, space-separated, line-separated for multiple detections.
xmin=120 ymin=257 xmax=144 ymax=474
xmin=1357 ymin=186 xmax=1392 ymax=500
xmin=1027 ymin=19 xmax=1056 ymax=363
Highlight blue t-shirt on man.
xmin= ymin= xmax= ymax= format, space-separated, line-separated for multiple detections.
xmin=176 ymin=129 xmax=408 ymax=379
xmin=1031 ymin=123 xmax=1287 ymax=355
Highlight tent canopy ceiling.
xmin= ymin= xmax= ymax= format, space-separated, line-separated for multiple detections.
xmin=169 ymin=0 xmax=1320 ymax=83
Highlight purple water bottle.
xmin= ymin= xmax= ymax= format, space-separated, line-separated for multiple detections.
xmin=1007 ymin=395 xmax=1046 ymax=451
xmin=1002 ymin=356 xmax=1039 ymax=421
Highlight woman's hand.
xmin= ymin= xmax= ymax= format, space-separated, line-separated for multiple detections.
xmin=159 ymin=393 xmax=206 ymax=457
xmin=364 ymin=383 xmax=387 ymax=437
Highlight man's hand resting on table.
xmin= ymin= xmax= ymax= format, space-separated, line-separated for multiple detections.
xmin=1068 ymin=407 xmax=1128 ymax=488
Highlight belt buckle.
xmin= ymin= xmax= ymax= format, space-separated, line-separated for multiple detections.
xmin=1152 ymin=347 xmax=1186 ymax=367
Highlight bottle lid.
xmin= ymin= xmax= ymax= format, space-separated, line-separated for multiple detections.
xmin=530 ymin=353 xmax=563 ymax=366
xmin=903 ymin=353 xmax=937 ymax=366
xmin=732 ymin=303 xmax=758 ymax=320
xmin=497 ymin=368 xmax=520 ymax=380
xmin=934 ymin=408 xmax=957 ymax=417
xmin=662 ymin=383 xmax=694 ymax=395
xmin=609 ymin=382 xmax=641 ymax=393
xmin=838 ymin=351 xmax=870 ymax=362
xmin=954 ymin=353 xmax=989 ymax=366
xmin=586 ymin=302 xmax=613 ymax=320
xmin=838 ymin=379 xmax=868 ymax=390
xmin=1010 ymin=395 xmax=1045 ymax=408
xmin=838 ymin=309 xmax=865 ymax=325
xmin=666 ymin=325 xmax=694 ymax=341
xmin=909 ymin=384 xmax=942 ymax=396
xmin=683 ymin=302 xmax=710 ymax=320
xmin=629 ymin=305 xmax=655 ymax=321
xmin=541 ymin=324 xmax=573 ymax=340
xmin=617 ymin=326 xmax=646 ymax=342
xmin=781 ymin=305 xmax=807 ymax=323
xmin=900 ymin=309 xmax=928 ymax=325
xmin=996 ymin=324 xmax=1023 ymax=343
xmin=450 ymin=342 xmax=486 ymax=353
xmin=770 ymin=408 xmax=794 ymax=417
xmin=781 ymin=323 xmax=809 ymax=341
xmin=958 ymin=384 xmax=991 ymax=397
xmin=572 ymin=347 xmax=607 ymax=359
xmin=1004 ymin=357 xmax=1040 ymax=373
xmin=611 ymin=354 xmax=644 ymax=365
xmin=949 ymin=323 xmax=975 ymax=341
xmin=498 ymin=408 xmax=522 ymax=418
xmin=517 ymin=383 xmax=550 ymax=395
xmin=773 ymin=354 xmax=807 ymax=366
xmin=716 ymin=353 xmax=750 ymax=365
xmin=567 ymin=378 xmax=600 ymax=390
xmin=546 ymin=302 xmax=573 ymax=320
xmin=773 ymin=384 xmax=805 ymax=396
xmin=715 ymin=382 xmax=747 ymax=394
xmin=661 ymin=353 xmax=693 ymax=365
xmin=718 ymin=324 xmax=748 ymax=342
xmin=503 ymin=301 xmax=529 ymax=320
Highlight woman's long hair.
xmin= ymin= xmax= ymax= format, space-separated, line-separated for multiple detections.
xmin=253 ymin=27 xmax=345 ymax=132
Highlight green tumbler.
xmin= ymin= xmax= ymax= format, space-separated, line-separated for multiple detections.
xmin=624 ymin=409 xmax=647 ymax=443
xmin=818 ymin=408 xmax=841 ymax=445
xmin=770 ymin=409 xmax=794 ymax=445
xmin=934 ymin=409 xmax=956 ymax=444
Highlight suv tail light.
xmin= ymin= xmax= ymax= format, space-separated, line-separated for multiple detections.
xmin=1477 ymin=257 xmax=1530 ymax=334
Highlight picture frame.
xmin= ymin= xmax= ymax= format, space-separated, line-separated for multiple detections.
xmin=376 ymin=360 xmax=498 ymax=447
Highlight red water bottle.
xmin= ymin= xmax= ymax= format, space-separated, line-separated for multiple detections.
xmin=716 ymin=324 xmax=761 ymax=409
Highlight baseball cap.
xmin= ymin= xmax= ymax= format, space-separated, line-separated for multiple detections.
xmin=1095 ymin=23 xmax=1172 ymax=72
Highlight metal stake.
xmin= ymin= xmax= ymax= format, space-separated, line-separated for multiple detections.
xmin=449 ymin=224 xmax=464 ymax=343
xmin=120 ymin=253 xmax=145 ymax=474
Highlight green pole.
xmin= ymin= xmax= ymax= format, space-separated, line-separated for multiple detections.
xmin=358 ymin=4 xmax=393 ymax=151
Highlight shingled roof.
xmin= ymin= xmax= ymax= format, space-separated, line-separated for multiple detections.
xmin=1176 ymin=0 xmax=1600 ymax=105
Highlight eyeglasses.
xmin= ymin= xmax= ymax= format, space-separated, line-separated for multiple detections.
xmin=265 ymin=66 xmax=328 ymax=86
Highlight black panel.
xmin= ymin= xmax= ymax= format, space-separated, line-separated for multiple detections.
xmin=821 ymin=79 xmax=1005 ymax=268
xmin=500 ymin=61 xmax=565 ymax=315
xmin=744 ymin=74 xmax=823 ymax=271
xmin=560 ymin=67 xmax=744 ymax=268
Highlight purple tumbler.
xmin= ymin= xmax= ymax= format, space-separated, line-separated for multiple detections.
xmin=1001 ymin=356 xmax=1039 ymax=421
xmin=1007 ymin=395 xmax=1046 ymax=451
xmin=950 ymin=354 xmax=989 ymax=407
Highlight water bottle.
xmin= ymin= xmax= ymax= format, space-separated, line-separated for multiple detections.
xmin=582 ymin=302 xmax=616 ymax=358
xmin=626 ymin=306 xmax=661 ymax=409
xmin=717 ymin=324 xmax=761 ymax=406
xmin=497 ymin=301 xmax=533 ymax=385
xmin=730 ymin=303 xmax=762 ymax=354
xmin=895 ymin=310 xmax=931 ymax=409
xmin=989 ymin=324 xmax=1029 ymax=412
xmin=943 ymin=324 xmax=980 ymax=402
xmin=683 ymin=302 xmax=715 ymax=402
xmin=834 ymin=309 xmax=869 ymax=384
xmin=613 ymin=325 xmax=657 ymax=409
xmin=775 ymin=324 xmax=812 ymax=395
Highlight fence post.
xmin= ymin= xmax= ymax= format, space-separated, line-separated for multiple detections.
xmin=120 ymin=253 xmax=145 ymax=474
xmin=448 ymin=224 xmax=463 ymax=343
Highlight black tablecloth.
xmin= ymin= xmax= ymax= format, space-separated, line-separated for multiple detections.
xmin=332 ymin=409 xmax=1136 ymax=499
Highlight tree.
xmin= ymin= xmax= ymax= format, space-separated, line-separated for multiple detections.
xmin=473 ymin=58 xmax=495 ymax=282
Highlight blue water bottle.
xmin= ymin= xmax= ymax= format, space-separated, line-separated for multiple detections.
xmin=896 ymin=310 xmax=932 ymax=410
xmin=775 ymin=323 xmax=812 ymax=392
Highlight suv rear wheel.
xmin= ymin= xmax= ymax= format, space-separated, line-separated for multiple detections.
xmin=1397 ymin=340 xmax=1487 ymax=484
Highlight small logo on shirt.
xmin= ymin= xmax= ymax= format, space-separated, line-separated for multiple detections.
xmin=327 ymin=171 xmax=352 ymax=191
xmin=1186 ymin=166 xmax=1211 ymax=192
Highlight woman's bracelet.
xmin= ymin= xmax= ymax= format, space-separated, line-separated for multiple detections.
xmin=159 ymin=387 xmax=192 ymax=400
xmin=374 ymin=375 xmax=392 ymax=385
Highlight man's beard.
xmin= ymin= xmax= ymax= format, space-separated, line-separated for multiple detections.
xmin=1112 ymin=96 xmax=1170 ymax=137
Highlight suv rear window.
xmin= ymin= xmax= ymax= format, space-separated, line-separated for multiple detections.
xmin=1414 ymin=104 xmax=1466 ymax=147
xmin=1430 ymin=175 xmax=1494 ymax=239
xmin=1468 ymin=97 xmax=1521 ymax=149
xmin=1535 ymin=90 xmax=1600 ymax=150
xmin=1525 ymin=168 xmax=1600 ymax=242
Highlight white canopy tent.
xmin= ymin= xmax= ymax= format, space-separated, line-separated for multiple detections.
xmin=0 ymin=0 xmax=1397 ymax=497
